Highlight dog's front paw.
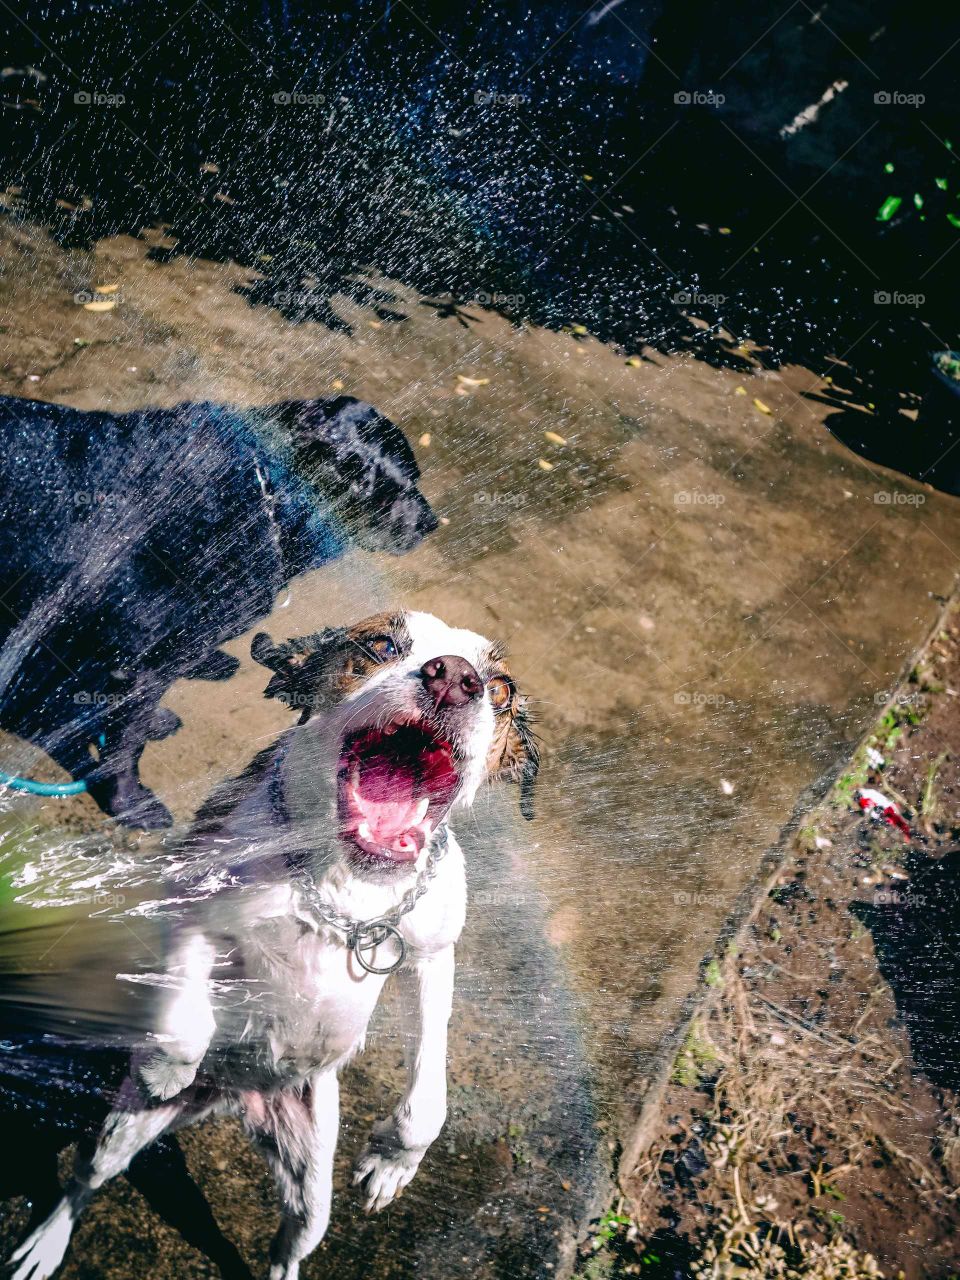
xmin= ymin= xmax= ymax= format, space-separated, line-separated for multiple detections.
xmin=137 ymin=1053 xmax=198 ymax=1101
xmin=352 ymin=1144 xmax=423 ymax=1213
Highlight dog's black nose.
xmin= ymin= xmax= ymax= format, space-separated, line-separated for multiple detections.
xmin=420 ymin=655 xmax=482 ymax=708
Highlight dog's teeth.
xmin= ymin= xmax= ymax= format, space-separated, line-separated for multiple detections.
xmin=412 ymin=797 xmax=429 ymax=825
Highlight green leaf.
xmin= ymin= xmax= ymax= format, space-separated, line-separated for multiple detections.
xmin=936 ymin=177 xmax=948 ymax=189
xmin=884 ymin=162 xmax=895 ymax=173
xmin=914 ymin=192 xmax=924 ymax=208
xmin=876 ymin=195 xmax=902 ymax=222
xmin=948 ymin=212 xmax=960 ymax=229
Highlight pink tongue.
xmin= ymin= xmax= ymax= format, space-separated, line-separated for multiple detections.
xmin=356 ymin=754 xmax=419 ymax=842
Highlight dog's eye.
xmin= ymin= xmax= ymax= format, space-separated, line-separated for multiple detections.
xmin=367 ymin=635 xmax=398 ymax=662
xmin=487 ymin=675 xmax=513 ymax=711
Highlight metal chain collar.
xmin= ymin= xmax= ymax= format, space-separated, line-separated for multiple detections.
xmin=294 ymin=827 xmax=449 ymax=975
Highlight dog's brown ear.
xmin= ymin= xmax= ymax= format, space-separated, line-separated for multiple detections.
xmin=487 ymin=695 xmax=541 ymax=820
xmin=251 ymin=628 xmax=347 ymax=721
xmin=514 ymin=703 xmax=541 ymax=820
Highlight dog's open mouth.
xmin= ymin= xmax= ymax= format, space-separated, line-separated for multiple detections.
xmin=338 ymin=721 xmax=460 ymax=863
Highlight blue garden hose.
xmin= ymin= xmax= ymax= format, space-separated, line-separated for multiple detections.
xmin=0 ymin=735 xmax=107 ymax=797
xmin=0 ymin=773 xmax=88 ymax=796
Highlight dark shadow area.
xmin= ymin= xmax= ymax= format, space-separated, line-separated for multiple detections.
xmin=126 ymin=1137 xmax=255 ymax=1280
xmin=233 ymin=273 xmax=408 ymax=334
xmin=601 ymin=1224 xmax=701 ymax=1280
xmin=812 ymin=364 xmax=960 ymax=495
xmin=853 ymin=849 xmax=960 ymax=1095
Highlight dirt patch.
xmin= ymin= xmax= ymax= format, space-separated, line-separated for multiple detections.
xmin=589 ymin=608 xmax=960 ymax=1278
xmin=4 ymin=215 xmax=960 ymax=1277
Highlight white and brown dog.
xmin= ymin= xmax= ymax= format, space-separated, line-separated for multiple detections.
xmin=10 ymin=610 xmax=539 ymax=1280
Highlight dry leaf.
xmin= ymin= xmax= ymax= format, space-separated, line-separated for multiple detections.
xmin=752 ymin=398 xmax=773 ymax=415
xmin=734 ymin=385 xmax=747 ymax=396
xmin=455 ymin=374 xmax=489 ymax=387
xmin=538 ymin=458 xmax=554 ymax=471
xmin=625 ymin=356 xmax=642 ymax=368
xmin=83 ymin=299 xmax=116 ymax=312
xmin=419 ymin=432 xmax=431 ymax=447
xmin=94 ymin=283 xmax=119 ymax=294
xmin=544 ymin=430 xmax=567 ymax=445
xmin=331 ymin=378 xmax=345 ymax=390
xmin=368 ymin=320 xmax=382 ymax=330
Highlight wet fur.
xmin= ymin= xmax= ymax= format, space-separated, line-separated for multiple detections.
xmin=8 ymin=611 xmax=537 ymax=1280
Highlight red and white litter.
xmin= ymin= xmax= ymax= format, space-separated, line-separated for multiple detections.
xmin=855 ymin=787 xmax=911 ymax=837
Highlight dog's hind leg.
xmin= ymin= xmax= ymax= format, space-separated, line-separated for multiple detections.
xmin=8 ymin=1095 xmax=190 ymax=1280
xmin=243 ymin=1072 xmax=339 ymax=1280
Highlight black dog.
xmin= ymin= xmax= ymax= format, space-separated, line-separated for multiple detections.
xmin=0 ymin=394 xmax=436 ymax=828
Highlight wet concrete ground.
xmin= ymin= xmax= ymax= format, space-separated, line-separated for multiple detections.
xmin=2 ymin=219 xmax=960 ymax=1276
